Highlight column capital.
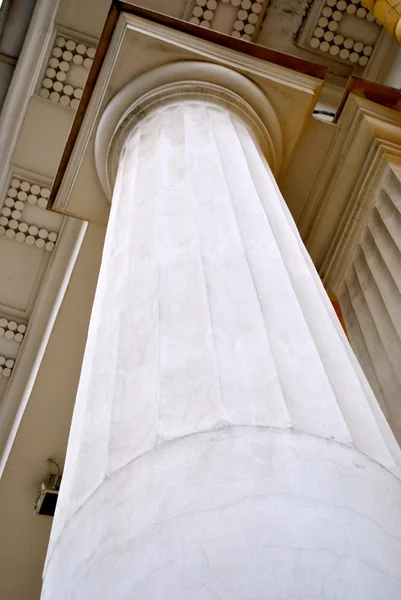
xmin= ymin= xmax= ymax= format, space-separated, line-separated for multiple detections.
xmin=95 ymin=61 xmax=283 ymax=200
xmin=48 ymin=12 xmax=321 ymax=220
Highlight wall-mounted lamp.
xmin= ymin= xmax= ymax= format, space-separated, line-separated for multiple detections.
xmin=34 ymin=458 xmax=62 ymax=516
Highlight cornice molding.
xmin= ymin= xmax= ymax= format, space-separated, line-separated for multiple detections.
xmin=298 ymin=0 xmax=383 ymax=70
xmin=181 ymin=0 xmax=269 ymax=42
xmin=95 ymin=63 xmax=283 ymax=199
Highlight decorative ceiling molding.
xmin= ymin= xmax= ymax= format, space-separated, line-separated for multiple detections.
xmin=0 ymin=318 xmax=26 ymax=344
xmin=182 ymin=0 xmax=269 ymax=42
xmin=0 ymin=174 xmax=58 ymax=250
xmin=298 ymin=0 xmax=381 ymax=67
xmin=0 ymin=164 xmax=66 ymax=406
xmin=38 ymin=27 xmax=97 ymax=109
xmin=0 ymin=356 xmax=15 ymax=379
xmin=0 ymin=314 xmax=27 ymax=380
xmin=0 ymin=313 xmax=26 ymax=380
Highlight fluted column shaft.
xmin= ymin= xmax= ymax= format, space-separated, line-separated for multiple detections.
xmin=42 ymin=99 xmax=401 ymax=600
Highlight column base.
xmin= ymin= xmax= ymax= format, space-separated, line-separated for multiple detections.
xmin=42 ymin=427 xmax=401 ymax=600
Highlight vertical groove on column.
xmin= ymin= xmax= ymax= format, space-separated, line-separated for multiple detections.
xmin=202 ymin=104 xmax=292 ymax=429
xmin=183 ymin=104 xmax=290 ymax=428
xmin=45 ymin=139 xmax=141 ymax=555
xmin=156 ymin=104 xmax=225 ymax=439
xmin=106 ymin=119 xmax=161 ymax=472
xmin=74 ymin=136 xmax=140 ymax=491
xmin=210 ymin=109 xmax=350 ymax=439
xmin=234 ymin=118 xmax=398 ymax=466
xmin=181 ymin=105 xmax=226 ymax=427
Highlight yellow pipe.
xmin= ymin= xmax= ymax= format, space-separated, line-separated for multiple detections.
xmin=361 ymin=0 xmax=401 ymax=42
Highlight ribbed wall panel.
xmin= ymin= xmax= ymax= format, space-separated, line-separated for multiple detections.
xmin=340 ymin=171 xmax=401 ymax=444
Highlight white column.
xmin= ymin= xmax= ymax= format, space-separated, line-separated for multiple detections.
xmin=42 ymin=94 xmax=401 ymax=600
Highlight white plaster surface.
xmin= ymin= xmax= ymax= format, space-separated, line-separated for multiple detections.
xmin=42 ymin=98 xmax=401 ymax=598
xmin=42 ymin=428 xmax=401 ymax=600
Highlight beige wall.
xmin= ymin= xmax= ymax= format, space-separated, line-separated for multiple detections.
xmin=0 ymin=223 xmax=105 ymax=599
